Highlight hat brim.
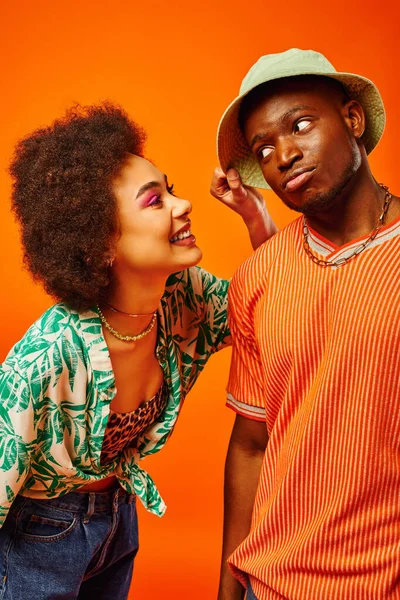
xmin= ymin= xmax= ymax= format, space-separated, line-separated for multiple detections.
xmin=217 ymin=72 xmax=386 ymax=190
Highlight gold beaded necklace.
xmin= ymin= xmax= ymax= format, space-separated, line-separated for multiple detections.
xmin=303 ymin=184 xmax=392 ymax=268
xmin=97 ymin=305 xmax=158 ymax=342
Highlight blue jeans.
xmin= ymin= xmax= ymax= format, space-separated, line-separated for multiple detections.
xmin=247 ymin=580 xmax=258 ymax=600
xmin=0 ymin=487 xmax=138 ymax=600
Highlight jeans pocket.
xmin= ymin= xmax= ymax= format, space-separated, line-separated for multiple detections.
xmin=16 ymin=503 xmax=78 ymax=543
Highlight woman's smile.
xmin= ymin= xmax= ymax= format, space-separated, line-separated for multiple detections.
xmin=169 ymin=220 xmax=196 ymax=245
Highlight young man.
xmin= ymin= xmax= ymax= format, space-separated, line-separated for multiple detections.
xmin=212 ymin=49 xmax=400 ymax=600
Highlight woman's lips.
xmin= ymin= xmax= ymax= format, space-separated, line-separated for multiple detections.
xmin=285 ymin=169 xmax=315 ymax=192
xmin=170 ymin=234 xmax=196 ymax=246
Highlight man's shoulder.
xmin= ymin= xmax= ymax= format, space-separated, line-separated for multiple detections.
xmin=231 ymin=217 xmax=302 ymax=291
xmin=256 ymin=216 xmax=302 ymax=255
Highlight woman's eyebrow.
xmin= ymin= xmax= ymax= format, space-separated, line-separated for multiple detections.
xmin=135 ymin=181 xmax=162 ymax=199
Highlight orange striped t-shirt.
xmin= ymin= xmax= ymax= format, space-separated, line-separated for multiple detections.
xmin=226 ymin=215 xmax=400 ymax=600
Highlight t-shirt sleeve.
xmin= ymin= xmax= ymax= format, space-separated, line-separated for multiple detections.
xmin=226 ymin=268 xmax=266 ymax=422
xmin=0 ymin=361 xmax=33 ymax=526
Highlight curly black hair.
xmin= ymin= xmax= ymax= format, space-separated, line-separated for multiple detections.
xmin=9 ymin=102 xmax=146 ymax=311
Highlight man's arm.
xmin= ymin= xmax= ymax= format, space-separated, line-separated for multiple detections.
xmin=218 ymin=414 xmax=269 ymax=600
xmin=210 ymin=167 xmax=278 ymax=250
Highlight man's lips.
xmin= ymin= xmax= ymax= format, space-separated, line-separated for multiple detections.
xmin=283 ymin=168 xmax=316 ymax=192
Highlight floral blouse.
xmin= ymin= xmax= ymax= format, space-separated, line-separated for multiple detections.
xmin=0 ymin=267 xmax=230 ymax=525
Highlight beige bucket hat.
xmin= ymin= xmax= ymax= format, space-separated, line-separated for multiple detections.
xmin=217 ymin=48 xmax=385 ymax=189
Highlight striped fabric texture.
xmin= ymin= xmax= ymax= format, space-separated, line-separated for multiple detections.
xmin=227 ymin=215 xmax=400 ymax=600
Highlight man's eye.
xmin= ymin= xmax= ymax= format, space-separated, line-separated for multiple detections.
xmin=167 ymin=183 xmax=175 ymax=196
xmin=259 ymin=147 xmax=273 ymax=159
xmin=295 ymin=120 xmax=311 ymax=133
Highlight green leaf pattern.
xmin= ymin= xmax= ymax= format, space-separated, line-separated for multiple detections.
xmin=0 ymin=267 xmax=229 ymax=524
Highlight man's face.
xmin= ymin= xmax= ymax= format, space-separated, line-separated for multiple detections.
xmin=243 ymin=79 xmax=363 ymax=215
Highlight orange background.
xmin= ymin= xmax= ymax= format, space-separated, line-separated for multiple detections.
xmin=0 ymin=1 xmax=398 ymax=598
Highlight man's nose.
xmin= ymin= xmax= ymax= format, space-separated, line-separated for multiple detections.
xmin=276 ymin=137 xmax=302 ymax=170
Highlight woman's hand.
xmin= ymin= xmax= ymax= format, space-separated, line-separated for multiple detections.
xmin=210 ymin=167 xmax=278 ymax=250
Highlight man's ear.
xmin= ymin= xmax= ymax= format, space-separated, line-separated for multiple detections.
xmin=343 ymin=100 xmax=365 ymax=141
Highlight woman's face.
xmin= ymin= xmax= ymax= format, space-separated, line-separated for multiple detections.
xmin=112 ymin=154 xmax=202 ymax=278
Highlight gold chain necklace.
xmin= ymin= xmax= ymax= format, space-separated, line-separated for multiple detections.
xmin=104 ymin=301 xmax=156 ymax=318
xmin=97 ymin=305 xmax=157 ymax=342
xmin=303 ymin=184 xmax=392 ymax=268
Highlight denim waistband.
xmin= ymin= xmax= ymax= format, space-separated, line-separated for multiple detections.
xmin=15 ymin=486 xmax=136 ymax=514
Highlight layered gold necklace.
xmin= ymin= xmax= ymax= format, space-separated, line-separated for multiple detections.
xmin=303 ymin=184 xmax=392 ymax=268
xmin=97 ymin=304 xmax=158 ymax=342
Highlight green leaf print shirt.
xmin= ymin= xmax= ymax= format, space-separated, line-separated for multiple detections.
xmin=0 ymin=267 xmax=230 ymax=525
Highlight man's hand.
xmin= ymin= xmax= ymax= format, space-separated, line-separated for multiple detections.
xmin=210 ymin=167 xmax=278 ymax=250
xmin=210 ymin=167 xmax=265 ymax=222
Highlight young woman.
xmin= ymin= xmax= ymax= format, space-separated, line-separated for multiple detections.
xmin=0 ymin=103 xmax=276 ymax=599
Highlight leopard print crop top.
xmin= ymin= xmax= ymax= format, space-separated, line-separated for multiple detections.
xmin=100 ymin=382 xmax=168 ymax=465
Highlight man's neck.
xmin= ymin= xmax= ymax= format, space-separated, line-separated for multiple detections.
xmin=306 ymin=169 xmax=399 ymax=247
